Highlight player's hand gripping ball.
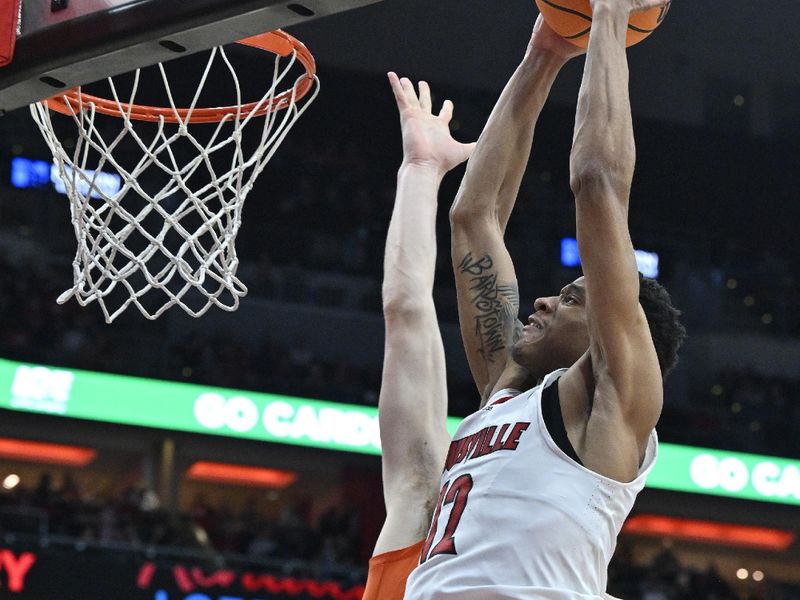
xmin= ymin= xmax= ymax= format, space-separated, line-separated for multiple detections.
xmin=534 ymin=0 xmax=671 ymax=48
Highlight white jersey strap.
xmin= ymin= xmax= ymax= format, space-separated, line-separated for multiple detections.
xmin=487 ymin=388 xmax=521 ymax=407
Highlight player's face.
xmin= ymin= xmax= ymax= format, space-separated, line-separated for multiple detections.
xmin=512 ymin=276 xmax=590 ymax=378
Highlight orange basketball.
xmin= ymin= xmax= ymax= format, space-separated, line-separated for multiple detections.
xmin=534 ymin=0 xmax=671 ymax=48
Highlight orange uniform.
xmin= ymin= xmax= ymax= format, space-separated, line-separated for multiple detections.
xmin=362 ymin=540 xmax=423 ymax=600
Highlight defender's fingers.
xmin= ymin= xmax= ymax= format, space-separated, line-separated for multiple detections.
xmin=399 ymin=77 xmax=419 ymax=107
xmin=438 ymin=99 xmax=454 ymax=122
xmin=387 ymin=72 xmax=408 ymax=108
xmin=418 ymin=81 xmax=432 ymax=112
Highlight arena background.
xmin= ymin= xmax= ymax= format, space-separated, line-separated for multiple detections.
xmin=1 ymin=0 xmax=799 ymax=598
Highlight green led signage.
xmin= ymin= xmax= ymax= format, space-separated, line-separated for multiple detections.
xmin=648 ymin=443 xmax=800 ymax=506
xmin=0 ymin=358 xmax=461 ymax=456
xmin=1 ymin=358 xmax=798 ymax=506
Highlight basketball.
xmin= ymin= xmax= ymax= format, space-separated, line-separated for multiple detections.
xmin=535 ymin=0 xmax=671 ymax=48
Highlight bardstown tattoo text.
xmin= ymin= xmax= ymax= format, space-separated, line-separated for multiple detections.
xmin=458 ymin=253 xmax=519 ymax=364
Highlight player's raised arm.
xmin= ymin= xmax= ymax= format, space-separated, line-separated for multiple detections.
xmin=568 ymin=0 xmax=667 ymax=468
xmin=449 ymin=16 xmax=584 ymax=404
xmin=372 ymin=74 xmax=474 ymax=556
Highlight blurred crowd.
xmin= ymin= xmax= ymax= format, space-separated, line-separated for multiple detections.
xmin=2 ymin=473 xmax=800 ymax=598
xmin=607 ymin=545 xmax=800 ymax=600
xmin=0 ymin=472 xmax=361 ymax=568
xmin=661 ymin=369 xmax=800 ymax=458
xmin=2 ymin=69 xmax=799 ymax=336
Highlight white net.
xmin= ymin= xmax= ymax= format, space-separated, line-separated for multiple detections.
xmin=30 ymin=42 xmax=318 ymax=323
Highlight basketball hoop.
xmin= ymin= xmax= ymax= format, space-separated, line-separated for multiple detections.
xmin=30 ymin=30 xmax=319 ymax=323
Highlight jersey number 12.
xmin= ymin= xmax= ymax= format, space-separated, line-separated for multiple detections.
xmin=420 ymin=474 xmax=473 ymax=563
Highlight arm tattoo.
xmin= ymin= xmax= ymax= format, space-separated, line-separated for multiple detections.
xmin=458 ymin=252 xmax=520 ymax=365
xmin=497 ymin=283 xmax=519 ymax=310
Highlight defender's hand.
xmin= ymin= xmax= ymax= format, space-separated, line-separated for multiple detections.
xmin=528 ymin=15 xmax=586 ymax=61
xmin=388 ymin=72 xmax=476 ymax=175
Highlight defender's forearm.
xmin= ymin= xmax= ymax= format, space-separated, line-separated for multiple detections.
xmin=382 ymin=163 xmax=442 ymax=311
xmin=450 ymin=50 xmax=566 ymax=230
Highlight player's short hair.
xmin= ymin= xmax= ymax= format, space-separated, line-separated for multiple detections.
xmin=638 ymin=274 xmax=686 ymax=379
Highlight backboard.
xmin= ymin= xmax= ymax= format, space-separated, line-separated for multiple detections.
xmin=0 ymin=0 xmax=384 ymax=114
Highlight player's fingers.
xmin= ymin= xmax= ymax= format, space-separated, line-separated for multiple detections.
xmin=635 ymin=0 xmax=669 ymax=11
xmin=438 ymin=99 xmax=454 ymax=122
xmin=387 ymin=72 xmax=408 ymax=109
xmin=418 ymin=81 xmax=432 ymax=112
xmin=399 ymin=77 xmax=419 ymax=108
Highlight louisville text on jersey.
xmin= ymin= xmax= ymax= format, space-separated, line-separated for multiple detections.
xmin=444 ymin=422 xmax=531 ymax=472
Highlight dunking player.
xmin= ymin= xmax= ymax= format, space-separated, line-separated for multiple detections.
xmin=361 ymin=74 xmax=474 ymax=600
xmin=404 ymin=0 xmax=686 ymax=598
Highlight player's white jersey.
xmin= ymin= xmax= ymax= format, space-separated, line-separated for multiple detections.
xmin=404 ymin=369 xmax=658 ymax=600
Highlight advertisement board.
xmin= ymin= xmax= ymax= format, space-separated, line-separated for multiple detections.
xmin=0 ymin=544 xmax=363 ymax=600
xmin=2 ymin=359 xmax=798 ymax=505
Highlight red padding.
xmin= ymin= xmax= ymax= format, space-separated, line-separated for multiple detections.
xmin=0 ymin=0 xmax=20 ymax=67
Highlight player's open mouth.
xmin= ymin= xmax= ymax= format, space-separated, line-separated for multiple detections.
xmin=525 ymin=318 xmax=544 ymax=331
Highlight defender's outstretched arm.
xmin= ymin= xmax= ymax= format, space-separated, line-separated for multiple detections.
xmin=374 ymin=74 xmax=475 ymax=555
xmin=449 ymin=17 xmax=584 ymax=404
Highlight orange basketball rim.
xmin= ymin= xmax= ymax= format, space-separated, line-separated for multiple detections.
xmin=44 ymin=30 xmax=316 ymax=123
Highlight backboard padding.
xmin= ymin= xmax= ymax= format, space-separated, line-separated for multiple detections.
xmin=1 ymin=0 xmax=20 ymax=67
